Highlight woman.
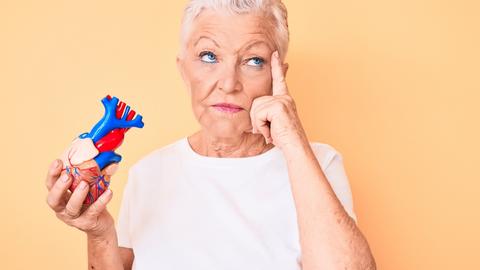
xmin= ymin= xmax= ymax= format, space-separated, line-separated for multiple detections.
xmin=46 ymin=0 xmax=376 ymax=269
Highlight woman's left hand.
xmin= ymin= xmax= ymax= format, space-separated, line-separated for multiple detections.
xmin=249 ymin=51 xmax=308 ymax=151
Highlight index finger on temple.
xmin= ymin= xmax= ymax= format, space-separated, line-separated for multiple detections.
xmin=271 ymin=50 xmax=288 ymax=96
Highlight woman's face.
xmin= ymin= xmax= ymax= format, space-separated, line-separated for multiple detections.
xmin=177 ymin=9 xmax=283 ymax=138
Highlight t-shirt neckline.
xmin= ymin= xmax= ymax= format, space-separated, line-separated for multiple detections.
xmin=179 ymin=137 xmax=280 ymax=167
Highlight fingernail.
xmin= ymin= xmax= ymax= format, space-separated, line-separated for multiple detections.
xmin=102 ymin=189 xmax=112 ymax=198
xmin=60 ymin=174 xmax=69 ymax=183
xmin=105 ymin=163 xmax=119 ymax=176
xmin=80 ymin=181 xmax=88 ymax=190
xmin=51 ymin=160 xmax=59 ymax=169
xmin=274 ymin=51 xmax=279 ymax=58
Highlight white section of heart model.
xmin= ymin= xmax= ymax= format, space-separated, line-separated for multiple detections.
xmin=61 ymin=137 xmax=99 ymax=168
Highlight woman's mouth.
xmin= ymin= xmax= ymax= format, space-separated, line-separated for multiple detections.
xmin=212 ymin=103 xmax=244 ymax=113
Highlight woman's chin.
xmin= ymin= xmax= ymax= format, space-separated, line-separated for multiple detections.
xmin=204 ymin=122 xmax=250 ymax=138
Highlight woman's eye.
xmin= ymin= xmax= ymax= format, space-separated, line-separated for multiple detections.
xmin=246 ymin=57 xmax=265 ymax=67
xmin=199 ymin=51 xmax=217 ymax=63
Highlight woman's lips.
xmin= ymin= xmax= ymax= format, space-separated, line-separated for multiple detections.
xmin=212 ymin=103 xmax=243 ymax=113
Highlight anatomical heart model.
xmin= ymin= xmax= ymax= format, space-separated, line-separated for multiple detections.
xmin=60 ymin=95 xmax=144 ymax=205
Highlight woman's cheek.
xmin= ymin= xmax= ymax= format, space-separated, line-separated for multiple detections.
xmin=187 ymin=65 xmax=218 ymax=117
xmin=188 ymin=60 xmax=210 ymax=78
xmin=241 ymin=69 xmax=272 ymax=96
xmin=186 ymin=63 xmax=216 ymax=92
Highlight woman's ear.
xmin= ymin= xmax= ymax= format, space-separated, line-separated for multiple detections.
xmin=176 ymin=55 xmax=185 ymax=81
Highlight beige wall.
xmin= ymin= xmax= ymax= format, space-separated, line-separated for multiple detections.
xmin=2 ymin=0 xmax=479 ymax=269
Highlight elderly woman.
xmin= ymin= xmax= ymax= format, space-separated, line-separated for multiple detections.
xmin=46 ymin=0 xmax=376 ymax=269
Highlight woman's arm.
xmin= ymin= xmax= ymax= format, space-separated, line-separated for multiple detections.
xmin=283 ymin=140 xmax=376 ymax=270
xmin=249 ymin=51 xmax=376 ymax=269
xmin=87 ymin=227 xmax=125 ymax=270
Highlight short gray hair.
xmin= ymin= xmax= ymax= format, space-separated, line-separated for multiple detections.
xmin=179 ymin=0 xmax=289 ymax=60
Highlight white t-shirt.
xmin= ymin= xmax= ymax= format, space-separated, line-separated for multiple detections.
xmin=116 ymin=137 xmax=357 ymax=270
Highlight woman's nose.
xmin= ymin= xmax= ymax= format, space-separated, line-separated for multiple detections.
xmin=218 ymin=63 xmax=242 ymax=93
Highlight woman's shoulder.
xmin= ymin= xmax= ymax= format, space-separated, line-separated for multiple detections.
xmin=308 ymin=141 xmax=343 ymax=169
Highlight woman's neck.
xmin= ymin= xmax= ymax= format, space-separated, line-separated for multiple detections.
xmin=187 ymin=130 xmax=274 ymax=158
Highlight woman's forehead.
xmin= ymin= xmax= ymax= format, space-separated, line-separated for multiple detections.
xmin=192 ymin=33 xmax=273 ymax=51
xmin=188 ymin=9 xmax=275 ymax=49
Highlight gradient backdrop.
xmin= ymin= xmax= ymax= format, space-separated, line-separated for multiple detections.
xmin=2 ymin=0 xmax=479 ymax=269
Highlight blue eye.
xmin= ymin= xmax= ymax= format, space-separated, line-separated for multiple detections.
xmin=200 ymin=51 xmax=217 ymax=63
xmin=247 ymin=57 xmax=264 ymax=67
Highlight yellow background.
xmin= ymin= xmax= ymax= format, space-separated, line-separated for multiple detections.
xmin=2 ymin=0 xmax=479 ymax=269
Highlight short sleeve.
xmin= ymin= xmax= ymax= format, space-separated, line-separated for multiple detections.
xmin=311 ymin=143 xmax=358 ymax=223
xmin=116 ymin=168 xmax=135 ymax=248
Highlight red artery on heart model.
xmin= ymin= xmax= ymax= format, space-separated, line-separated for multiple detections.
xmin=60 ymin=95 xmax=144 ymax=206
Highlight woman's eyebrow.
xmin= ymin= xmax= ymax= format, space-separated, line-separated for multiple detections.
xmin=194 ymin=36 xmax=220 ymax=48
xmin=243 ymin=40 xmax=271 ymax=51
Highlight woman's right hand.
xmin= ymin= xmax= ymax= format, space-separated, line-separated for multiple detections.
xmin=45 ymin=159 xmax=117 ymax=238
